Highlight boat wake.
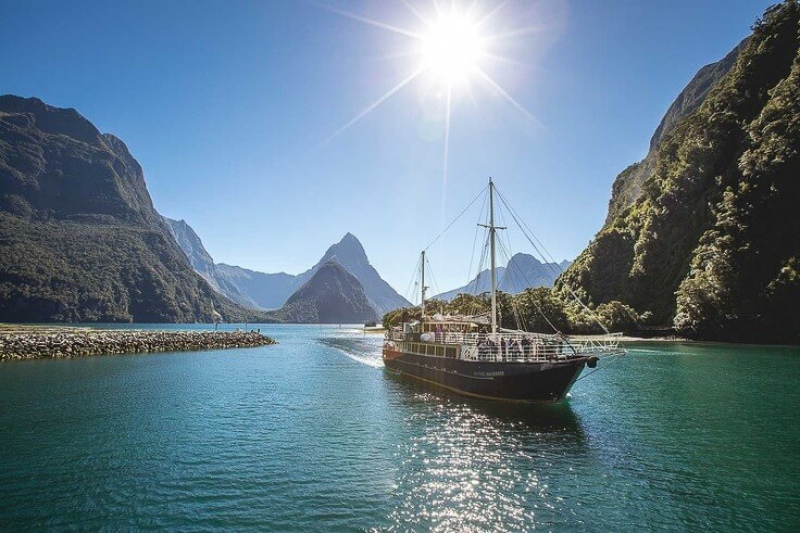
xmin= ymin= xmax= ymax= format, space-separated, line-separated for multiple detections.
xmin=318 ymin=331 xmax=384 ymax=368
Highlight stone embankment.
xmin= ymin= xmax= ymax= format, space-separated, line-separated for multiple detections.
xmin=0 ymin=329 xmax=276 ymax=361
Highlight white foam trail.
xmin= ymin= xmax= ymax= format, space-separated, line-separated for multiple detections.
xmin=319 ymin=330 xmax=385 ymax=368
xmin=337 ymin=350 xmax=384 ymax=368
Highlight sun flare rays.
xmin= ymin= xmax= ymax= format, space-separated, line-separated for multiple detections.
xmin=322 ymin=0 xmax=544 ymax=183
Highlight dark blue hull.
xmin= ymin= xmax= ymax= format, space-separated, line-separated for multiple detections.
xmin=383 ymin=348 xmax=588 ymax=403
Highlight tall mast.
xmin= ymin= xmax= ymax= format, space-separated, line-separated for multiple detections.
xmin=420 ymin=250 xmax=427 ymax=318
xmin=488 ymin=178 xmax=498 ymax=336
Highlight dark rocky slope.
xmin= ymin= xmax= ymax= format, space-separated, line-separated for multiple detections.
xmin=294 ymin=233 xmax=410 ymax=315
xmin=268 ymin=262 xmax=379 ymax=324
xmin=0 ymin=95 xmax=270 ymax=323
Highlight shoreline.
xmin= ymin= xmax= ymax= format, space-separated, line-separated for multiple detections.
xmin=0 ymin=328 xmax=277 ymax=362
xmin=614 ymin=335 xmax=691 ymax=343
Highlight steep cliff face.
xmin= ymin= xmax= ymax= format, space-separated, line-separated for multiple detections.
xmin=0 ymin=95 xmax=269 ymax=323
xmin=605 ymin=40 xmax=745 ymax=224
xmin=163 ymin=217 xmax=217 ymax=278
xmin=162 ymin=217 xmax=261 ymax=309
xmin=268 ymin=262 xmax=379 ymax=324
xmin=558 ymin=2 xmax=800 ymax=343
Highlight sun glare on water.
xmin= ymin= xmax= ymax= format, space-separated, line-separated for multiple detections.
xmin=420 ymin=11 xmax=485 ymax=86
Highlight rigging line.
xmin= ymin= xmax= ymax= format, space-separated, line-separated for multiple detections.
xmin=497 ymin=238 xmax=561 ymax=334
xmin=574 ymin=351 xmax=628 ymax=382
xmin=403 ymin=261 xmax=419 ymax=304
xmin=570 ymin=290 xmax=611 ymax=335
xmin=495 ymin=191 xmax=559 ymax=287
xmin=496 ymin=240 xmax=539 ymax=334
xmin=488 ymin=196 xmax=514 ymax=327
xmin=465 ymin=191 xmax=489 ymax=292
xmin=495 ymin=190 xmax=552 ymax=268
xmin=504 ymin=273 xmax=529 ymax=332
xmin=496 ymin=225 xmax=542 ymax=298
xmin=495 ymin=190 xmax=611 ymax=334
xmin=471 ymin=234 xmax=491 ymax=296
xmin=496 ymin=188 xmax=548 ymax=255
xmin=411 ymin=259 xmax=425 ymax=305
xmin=497 ymin=236 xmax=516 ymax=289
xmin=460 ymin=235 xmax=491 ymax=317
xmin=495 ymin=188 xmax=561 ymax=278
xmin=496 ymin=189 xmax=565 ymax=281
xmin=494 ymin=200 xmax=511 ymax=288
xmin=425 ymin=255 xmax=442 ymax=301
xmin=495 ymin=239 xmax=523 ymax=331
xmin=423 ymin=185 xmax=488 ymax=252
xmin=466 ymin=216 xmax=491 ymax=298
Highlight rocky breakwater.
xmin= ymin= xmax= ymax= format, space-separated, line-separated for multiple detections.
xmin=0 ymin=329 xmax=277 ymax=361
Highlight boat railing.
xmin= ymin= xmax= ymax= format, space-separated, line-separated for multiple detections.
xmin=471 ymin=341 xmax=562 ymax=362
xmin=387 ymin=328 xmax=625 ymax=362
xmin=565 ymin=333 xmax=625 ymax=356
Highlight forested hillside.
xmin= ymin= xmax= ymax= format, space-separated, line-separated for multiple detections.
xmin=0 ymin=95 xmax=270 ymax=323
xmin=557 ymin=1 xmax=800 ymax=343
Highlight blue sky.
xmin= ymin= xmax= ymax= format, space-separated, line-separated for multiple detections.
xmin=1 ymin=0 xmax=773 ymax=298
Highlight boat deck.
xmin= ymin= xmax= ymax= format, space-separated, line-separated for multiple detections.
xmin=386 ymin=330 xmax=623 ymax=363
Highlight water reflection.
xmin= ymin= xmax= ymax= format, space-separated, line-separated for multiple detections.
xmin=381 ymin=372 xmax=588 ymax=532
xmin=385 ymin=371 xmax=583 ymax=430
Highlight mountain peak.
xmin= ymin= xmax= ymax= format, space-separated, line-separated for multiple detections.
xmin=292 ymin=232 xmax=409 ymax=315
xmin=275 ymin=261 xmax=379 ymax=323
xmin=508 ymin=253 xmax=542 ymax=267
xmin=433 ymin=253 xmax=570 ymax=301
xmin=335 ymin=232 xmax=366 ymax=254
xmin=319 ymin=232 xmax=368 ymax=266
xmin=168 ymin=222 xmax=410 ymax=315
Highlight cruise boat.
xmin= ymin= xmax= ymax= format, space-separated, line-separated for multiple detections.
xmin=382 ymin=179 xmax=625 ymax=403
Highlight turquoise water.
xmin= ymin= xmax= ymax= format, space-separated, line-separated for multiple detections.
xmin=1 ymin=325 xmax=798 ymax=531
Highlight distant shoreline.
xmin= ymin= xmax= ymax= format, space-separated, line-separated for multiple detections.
xmin=615 ymin=335 xmax=690 ymax=343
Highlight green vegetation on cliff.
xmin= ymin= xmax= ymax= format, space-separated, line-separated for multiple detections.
xmin=382 ymin=288 xmax=640 ymax=336
xmin=557 ymin=1 xmax=800 ymax=343
xmin=0 ymin=95 xmax=271 ymax=323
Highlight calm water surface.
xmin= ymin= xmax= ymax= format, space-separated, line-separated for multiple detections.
xmin=1 ymin=325 xmax=798 ymax=531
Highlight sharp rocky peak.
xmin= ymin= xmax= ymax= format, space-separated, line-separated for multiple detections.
xmin=322 ymin=233 xmax=368 ymax=263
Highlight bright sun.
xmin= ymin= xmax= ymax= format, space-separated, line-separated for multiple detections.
xmin=420 ymin=11 xmax=484 ymax=85
xmin=324 ymin=0 xmax=539 ymax=159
